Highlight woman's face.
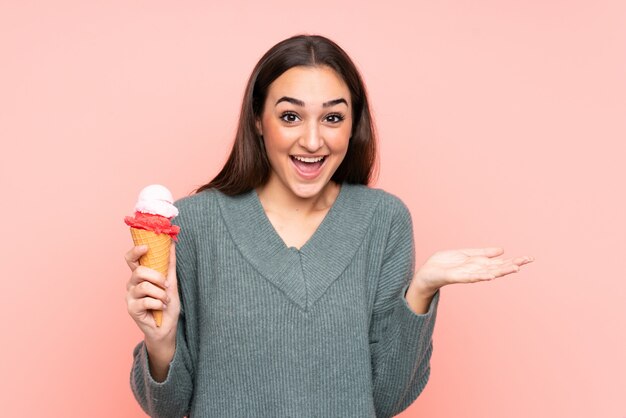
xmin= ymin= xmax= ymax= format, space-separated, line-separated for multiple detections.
xmin=256 ymin=65 xmax=352 ymax=200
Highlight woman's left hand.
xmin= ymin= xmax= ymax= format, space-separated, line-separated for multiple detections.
xmin=411 ymin=247 xmax=534 ymax=297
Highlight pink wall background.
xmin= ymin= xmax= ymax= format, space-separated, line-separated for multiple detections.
xmin=2 ymin=1 xmax=624 ymax=417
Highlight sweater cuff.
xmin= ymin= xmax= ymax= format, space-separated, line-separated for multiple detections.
xmin=131 ymin=337 xmax=192 ymax=417
xmin=394 ymin=284 xmax=440 ymax=352
xmin=399 ymin=282 xmax=440 ymax=322
xmin=139 ymin=339 xmax=182 ymax=387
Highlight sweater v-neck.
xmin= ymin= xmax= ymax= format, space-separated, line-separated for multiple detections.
xmin=214 ymin=182 xmax=382 ymax=311
xmin=251 ymin=182 xmax=346 ymax=253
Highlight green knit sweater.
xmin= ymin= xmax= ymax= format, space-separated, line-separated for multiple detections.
xmin=130 ymin=182 xmax=440 ymax=418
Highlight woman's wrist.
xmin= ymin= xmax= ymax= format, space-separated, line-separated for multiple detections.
xmin=405 ymin=293 xmax=435 ymax=315
xmin=144 ymin=335 xmax=176 ymax=382
xmin=405 ymin=273 xmax=439 ymax=315
xmin=410 ymin=272 xmax=439 ymax=298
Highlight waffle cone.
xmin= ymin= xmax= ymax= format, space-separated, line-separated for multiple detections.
xmin=129 ymin=227 xmax=171 ymax=327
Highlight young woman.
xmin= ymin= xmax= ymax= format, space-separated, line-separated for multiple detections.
xmin=124 ymin=34 xmax=534 ymax=417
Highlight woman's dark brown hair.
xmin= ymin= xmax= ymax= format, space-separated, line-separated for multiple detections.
xmin=195 ymin=34 xmax=378 ymax=195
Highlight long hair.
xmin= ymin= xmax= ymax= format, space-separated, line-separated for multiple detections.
xmin=195 ymin=34 xmax=378 ymax=195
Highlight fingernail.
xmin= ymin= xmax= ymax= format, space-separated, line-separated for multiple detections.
xmin=162 ymin=303 xmax=167 ymax=309
xmin=164 ymin=280 xmax=170 ymax=288
xmin=138 ymin=245 xmax=147 ymax=251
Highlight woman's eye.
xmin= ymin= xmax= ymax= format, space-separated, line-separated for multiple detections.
xmin=279 ymin=112 xmax=345 ymax=124
xmin=280 ymin=112 xmax=300 ymax=123
xmin=326 ymin=113 xmax=345 ymax=123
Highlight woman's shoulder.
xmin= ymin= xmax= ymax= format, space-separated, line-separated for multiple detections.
xmin=171 ymin=188 xmax=222 ymax=227
xmin=346 ymin=183 xmax=411 ymax=219
xmin=173 ymin=188 xmax=217 ymax=209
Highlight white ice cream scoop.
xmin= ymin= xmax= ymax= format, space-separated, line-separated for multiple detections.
xmin=134 ymin=184 xmax=179 ymax=218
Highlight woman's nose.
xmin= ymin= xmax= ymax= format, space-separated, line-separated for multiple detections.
xmin=300 ymin=123 xmax=324 ymax=151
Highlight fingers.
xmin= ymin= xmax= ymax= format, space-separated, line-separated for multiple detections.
xmin=492 ymin=255 xmax=535 ymax=269
xmin=516 ymin=255 xmax=535 ymax=264
xmin=125 ymin=245 xmax=148 ymax=271
xmin=129 ymin=279 xmax=170 ymax=306
xmin=125 ymin=243 xmax=180 ymax=335
xmin=460 ymin=268 xmax=510 ymax=283
xmin=459 ymin=254 xmax=534 ymax=282
xmin=127 ymin=295 xmax=167 ymax=319
xmin=493 ymin=263 xmax=520 ymax=277
xmin=127 ymin=293 xmax=167 ymax=312
xmin=486 ymin=255 xmax=535 ymax=279
xmin=126 ymin=273 xmax=171 ymax=326
xmin=127 ymin=265 xmax=169 ymax=290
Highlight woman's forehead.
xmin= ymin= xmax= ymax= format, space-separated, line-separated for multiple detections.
xmin=266 ymin=66 xmax=350 ymax=106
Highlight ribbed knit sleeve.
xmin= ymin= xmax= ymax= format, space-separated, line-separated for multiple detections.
xmin=370 ymin=196 xmax=440 ymax=418
xmin=130 ymin=198 xmax=197 ymax=418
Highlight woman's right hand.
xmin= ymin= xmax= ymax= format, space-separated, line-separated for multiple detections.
xmin=125 ymin=244 xmax=181 ymax=345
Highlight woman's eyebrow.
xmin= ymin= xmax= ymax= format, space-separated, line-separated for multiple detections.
xmin=275 ymin=96 xmax=348 ymax=108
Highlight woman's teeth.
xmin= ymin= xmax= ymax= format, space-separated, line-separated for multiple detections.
xmin=290 ymin=154 xmax=325 ymax=177
xmin=291 ymin=155 xmax=325 ymax=163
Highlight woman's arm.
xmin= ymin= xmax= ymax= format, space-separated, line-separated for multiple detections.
xmin=130 ymin=316 xmax=195 ymax=418
xmin=144 ymin=336 xmax=176 ymax=383
xmin=369 ymin=198 xmax=440 ymax=418
xmin=129 ymin=211 xmax=197 ymax=418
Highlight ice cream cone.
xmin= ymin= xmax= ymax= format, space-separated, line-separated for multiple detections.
xmin=129 ymin=227 xmax=171 ymax=327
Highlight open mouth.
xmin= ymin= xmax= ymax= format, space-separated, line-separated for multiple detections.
xmin=289 ymin=155 xmax=327 ymax=177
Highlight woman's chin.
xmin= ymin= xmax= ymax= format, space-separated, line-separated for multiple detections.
xmin=288 ymin=180 xmax=329 ymax=200
xmin=288 ymin=181 xmax=324 ymax=199
xmin=290 ymin=186 xmax=323 ymax=200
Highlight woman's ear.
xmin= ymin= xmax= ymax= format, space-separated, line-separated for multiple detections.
xmin=255 ymin=118 xmax=263 ymax=136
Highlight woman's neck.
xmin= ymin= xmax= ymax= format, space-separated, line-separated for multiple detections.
xmin=255 ymin=178 xmax=341 ymax=217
